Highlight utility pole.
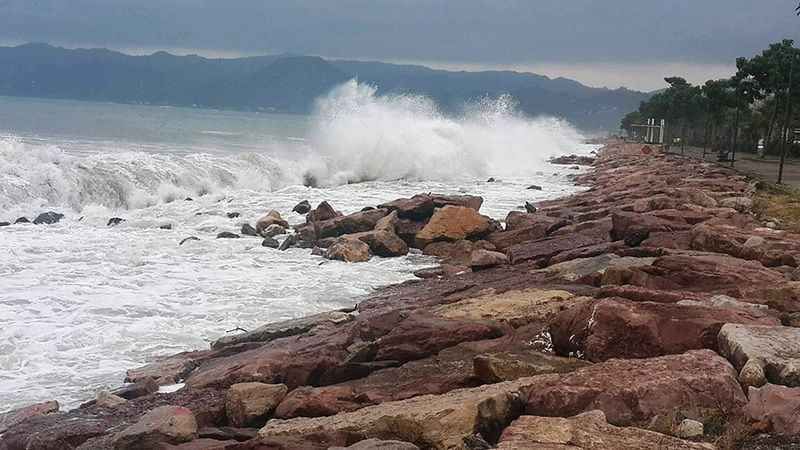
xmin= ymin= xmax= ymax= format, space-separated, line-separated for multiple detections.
xmin=779 ymin=53 xmax=797 ymax=184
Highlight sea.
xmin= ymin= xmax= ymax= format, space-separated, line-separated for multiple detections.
xmin=0 ymin=80 xmax=594 ymax=411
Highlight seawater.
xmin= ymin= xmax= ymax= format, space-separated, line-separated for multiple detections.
xmin=0 ymin=81 xmax=594 ymax=410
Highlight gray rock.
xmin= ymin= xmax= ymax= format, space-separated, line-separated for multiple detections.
xmin=675 ymin=419 xmax=704 ymax=438
xmin=217 ymin=232 xmax=240 ymax=239
xmin=241 ymin=223 xmax=258 ymax=236
xmin=0 ymin=221 xmax=9 ymax=227
xmin=107 ymin=217 xmax=125 ymax=227
xmin=718 ymin=324 xmax=800 ymax=388
xmin=14 ymin=217 xmax=29 ymax=224
xmin=261 ymin=237 xmax=279 ymax=248
xmin=262 ymin=224 xmax=287 ymax=237
xmin=211 ymin=309 xmax=355 ymax=349
xmin=159 ymin=224 xmax=173 ymax=230
xmin=33 ymin=211 xmax=64 ymax=225
xmin=292 ymin=200 xmax=311 ymax=214
xmin=330 ymin=439 xmax=420 ymax=450
xmin=227 ymin=212 xmax=240 ymax=219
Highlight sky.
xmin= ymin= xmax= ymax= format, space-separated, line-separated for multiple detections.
xmin=1 ymin=0 xmax=799 ymax=91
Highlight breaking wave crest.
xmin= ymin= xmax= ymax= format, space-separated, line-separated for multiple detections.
xmin=0 ymin=80 xmax=585 ymax=211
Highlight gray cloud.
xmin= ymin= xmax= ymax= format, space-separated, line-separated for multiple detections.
xmin=1 ymin=0 xmax=798 ymax=89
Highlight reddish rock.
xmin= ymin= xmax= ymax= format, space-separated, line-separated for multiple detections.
xmin=610 ymin=211 xmax=690 ymax=246
xmin=503 ymin=211 xmax=568 ymax=233
xmin=430 ymin=194 xmax=483 ymax=212
xmin=551 ymin=298 xmax=780 ymax=361
xmin=422 ymin=240 xmax=477 ymax=265
xmin=255 ymin=211 xmax=290 ymax=235
xmin=525 ymin=350 xmax=746 ymax=426
xmin=315 ymin=209 xmax=389 ymax=240
xmin=112 ymin=405 xmax=197 ymax=449
xmin=226 ymin=383 xmax=288 ymax=427
xmin=378 ymin=195 xmax=435 ymax=220
xmin=744 ymin=384 xmax=800 ymax=436
xmin=0 ymin=400 xmax=59 ymax=434
xmin=415 ymin=206 xmax=494 ymax=247
xmin=507 ymin=233 xmax=608 ymax=266
xmin=349 ymin=230 xmax=408 ymax=257
xmin=306 ymin=201 xmax=341 ymax=223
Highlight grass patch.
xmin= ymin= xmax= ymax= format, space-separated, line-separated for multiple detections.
xmin=752 ymin=180 xmax=800 ymax=233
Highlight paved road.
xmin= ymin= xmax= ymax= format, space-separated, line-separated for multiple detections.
xmin=664 ymin=145 xmax=800 ymax=187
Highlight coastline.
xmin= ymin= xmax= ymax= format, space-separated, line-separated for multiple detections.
xmin=4 ymin=140 xmax=800 ymax=449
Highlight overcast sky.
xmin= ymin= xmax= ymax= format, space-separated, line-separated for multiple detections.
xmin=1 ymin=0 xmax=798 ymax=91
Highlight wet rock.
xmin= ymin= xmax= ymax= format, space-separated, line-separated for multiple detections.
xmin=349 ymin=230 xmax=409 ymax=257
xmin=261 ymin=377 xmax=539 ymax=449
xmin=261 ymin=237 xmax=279 ymax=248
xmin=293 ymin=200 xmax=312 ymax=215
xmin=226 ymin=383 xmax=288 ymax=427
xmin=744 ymin=383 xmax=800 ymax=436
xmin=216 ymin=232 xmax=240 ymax=239
xmin=108 ymin=217 xmax=125 ymax=227
xmin=160 ymin=224 xmax=173 ymax=230
xmin=185 ymin=197 xmax=193 ymax=201
xmin=0 ymin=221 xmax=9 ymax=227
xmin=112 ymin=405 xmax=197 ymax=449
xmin=718 ymin=324 xmax=800 ymax=388
xmin=524 ymin=202 xmax=537 ymax=213
xmin=549 ymin=154 xmax=595 ymax=165
xmin=330 ymin=439 xmax=420 ymax=450
xmin=430 ymin=194 xmax=483 ymax=212
xmin=278 ymin=234 xmax=297 ymax=251
xmin=226 ymin=212 xmax=240 ymax=219
xmin=0 ymin=400 xmax=59 ymax=434
xmin=525 ymin=350 xmax=746 ymax=426
xmin=423 ymin=240 xmax=479 ymax=266
xmin=550 ymin=298 xmax=779 ymax=362
xmin=324 ymin=238 xmax=371 ymax=263
xmin=311 ymin=246 xmax=325 ymax=256
xmin=307 ymin=201 xmax=341 ymax=223
xmin=240 ymin=223 xmax=258 ymax=236
xmin=486 ymin=177 xmax=496 ymax=182
xmin=526 ymin=185 xmax=542 ymax=191
xmin=255 ymin=210 xmax=290 ymax=234
xmin=378 ymin=195 xmax=436 ymax=221
xmin=469 ymin=249 xmax=508 ymax=270
xmin=179 ymin=236 xmax=200 ymax=246
xmin=33 ymin=211 xmax=64 ymax=225
xmin=113 ymin=378 xmax=160 ymax=400
xmin=261 ymin=224 xmax=286 ymax=237
xmin=413 ymin=267 xmax=445 ymax=279
xmin=415 ymin=206 xmax=493 ymax=247
xmin=211 ymin=310 xmax=355 ymax=350
xmin=316 ymin=209 xmax=390 ymax=240
xmin=14 ymin=216 xmax=29 ymax=224
xmin=96 ymin=391 xmax=127 ymax=408
xmin=675 ymin=418 xmax=704 ymax=439
xmin=497 ymin=411 xmax=711 ymax=450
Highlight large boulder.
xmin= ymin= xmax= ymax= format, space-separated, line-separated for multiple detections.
xmin=744 ymin=383 xmax=800 ymax=436
xmin=292 ymin=200 xmax=312 ymax=214
xmin=430 ymin=194 xmax=483 ymax=211
xmin=487 ymin=218 xmax=567 ymax=250
xmin=415 ymin=206 xmax=494 ymax=247
xmin=255 ymin=210 xmax=289 ymax=234
xmin=497 ymin=411 xmax=713 ymax=450
xmin=423 ymin=240 xmax=493 ymax=266
xmin=261 ymin=377 xmax=539 ymax=449
xmin=307 ymin=201 xmax=341 ymax=223
xmin=378 ymin=195 xmax=436 ymax=220
xmin=507 ymin=233 xmax=608 ymax=266
xmin=610 ymin=211 xmax=690 ymax=246
xmin=225 ymin=382 xmax=288 ymax=427
xmin=349 ymin=230 xmax=409 ymax=257
xmin=316 ymin=209 xmax=390 ymax=239
xmin=330 ymin=439 xmax=419 ymax=450
xmin=469 ymin=250 xmax=508 ymax=270
xmin=33 ymin=211 xmax=64 ymax=225
xmin=324 ymin=238 xmax=371 ymax=263
xmin=525 ymin=350 xmax=747 ymax=426
xmin=211 ymin=310 xmax=355 ymax=349
xmin=0 ymin=400 xmax=59 ymax=434
xmin=551 ymin=298 xmax=780 ymax=361
xmin=112 ymin=406 xmax=197 ymax=449
xmin=718 ymin=324 xmax=800 ymax=388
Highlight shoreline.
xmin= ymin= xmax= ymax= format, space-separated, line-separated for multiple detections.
xmin=4 ymin=140 xmax=800 ymax=449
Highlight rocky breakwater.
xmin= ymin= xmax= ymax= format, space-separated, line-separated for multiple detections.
xmin=7 ymin=142 xmax=800 ymax=449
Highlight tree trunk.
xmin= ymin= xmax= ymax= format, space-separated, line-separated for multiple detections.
xmin=766 ymin=94 xmax=781 ymax=145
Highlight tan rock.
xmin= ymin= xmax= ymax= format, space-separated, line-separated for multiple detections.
xmin=496 ymin=411 xmax=713 ymax=449
xmin=255 ymin=210 xmax=289 ymax=234
xmin=226 ymin=382 xmax=288 ymax=427
xmin=433 ymin=288 xmax=585 ymax=328
xmin=416 ymin=205 xmax=492 ymax=247
xmin=0 ymin=400 xmax=59 ymax=434
xmin=473 ymin=352 xmax=590 ymax=383
xmin=96 ymin=391 xmax=127 ymax=408
xmin=330 ymin=439 xmax=420 ymax=450
xmin=325 ymin=238 xmax=371 ymax=263
xmin=469 ymin=249 xmax=508 ymax=270
xmin=538 ymin=254 xmax=656 ymax=282
xmin=260 ymin=377 xmax=541 ymax=450
xmin=675 ymin=418 xmax=704 ymax=439
xmin=113 ymin=405 xmax=197 ymax=449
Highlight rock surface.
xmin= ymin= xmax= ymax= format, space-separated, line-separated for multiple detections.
xmin=225 ymin=383 xmax=288 ymax=427
xmin=744 ymin=383 xmax=800 ymax=436
xmin=718 ymin=323 xmax=800 ymax=388
xmin=415 ymin=206 xmax=493 ymax=247
xmin=497 ymin=411 xmax=712 ymax=449
xmin=112 ymin=405 xmax=198 ymax=449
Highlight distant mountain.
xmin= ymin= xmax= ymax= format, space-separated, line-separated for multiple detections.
xmin=0 ymin=43 xmax=649 ymax=130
